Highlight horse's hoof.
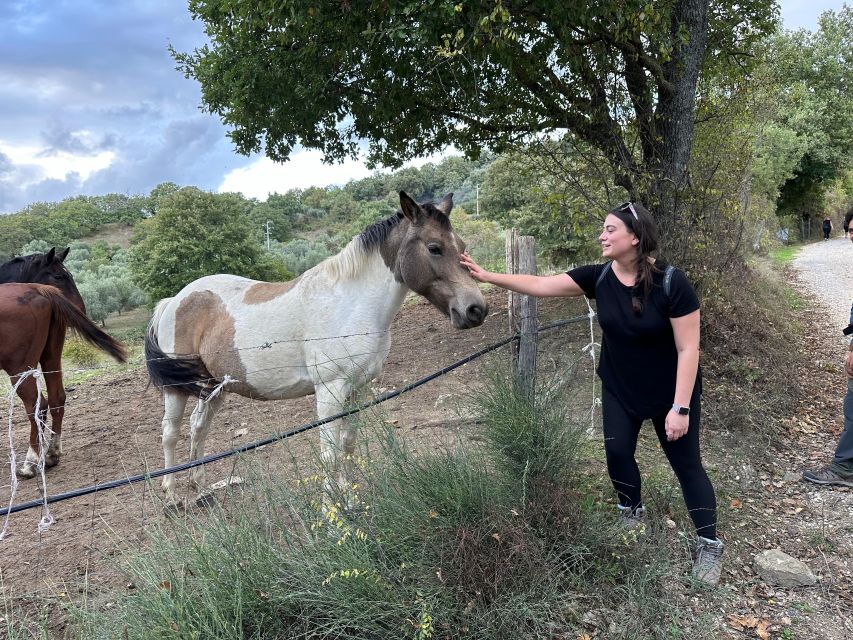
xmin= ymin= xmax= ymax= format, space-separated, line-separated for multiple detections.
xmin=162 ymin=498 xmax=186 ymax=516
xmin=194 ymin=492 xmax=217 ymax=508
xmin=15 ymin=464 xmax=37 ymax=479
xmin=44 ymin=455 xmax=60 ymax=469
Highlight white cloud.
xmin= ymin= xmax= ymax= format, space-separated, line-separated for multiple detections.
xmin=218 ymin=146 xmax=459 ymax=200
xmin=0 ymin=139 xmax=114 ymax=186
xmin=218 ymin=149 xmax=374 ymax=199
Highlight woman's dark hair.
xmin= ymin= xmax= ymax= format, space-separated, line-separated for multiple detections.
xmin=608 ymin=201 xmax=660 ymax=314
xmin=844 ymin=207 xmax=853 ymax=233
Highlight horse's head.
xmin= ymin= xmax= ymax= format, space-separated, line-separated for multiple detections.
xmin=393 ymin=191 xmax=488 ymax=329
xmin=12 ymin=248 xmax=86 ymax=312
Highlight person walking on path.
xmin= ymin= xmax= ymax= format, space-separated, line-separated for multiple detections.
xmin=803 ymin=207 xmax=853 ymax=487
xmin=823 ymin=217 xmax=833 ymax=240
xmin=460 ymin=201 xmax=724 ymax=586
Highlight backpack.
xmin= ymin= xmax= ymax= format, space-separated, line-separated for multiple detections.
xmin=595 ymin=261 xmax=676 ymax=310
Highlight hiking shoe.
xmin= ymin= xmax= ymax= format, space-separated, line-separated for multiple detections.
xmin=802 ymin=467 xmax=853 ymax=488
xmin=692 ymin=536 xmax=724 ymax=586
xmin=617 ymin=504 xmax=647 ymax=535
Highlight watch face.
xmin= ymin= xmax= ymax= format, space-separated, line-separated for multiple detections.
xmin=678 ymin=407 xmax=689 ymax=415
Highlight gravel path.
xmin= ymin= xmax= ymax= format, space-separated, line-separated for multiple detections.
xmin=792 ymin=236 xmax=853 ymax=337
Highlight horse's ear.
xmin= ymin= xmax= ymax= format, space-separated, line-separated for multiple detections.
xmin=58 ymin=247 xmax=70 ymax=262
xmin=45 ymin=248 xmax=55 ymax=262
xmin=435 ymin=193 xmax=454 ymax=217
xmin=399 ymin=191 xmax=422 ymax=223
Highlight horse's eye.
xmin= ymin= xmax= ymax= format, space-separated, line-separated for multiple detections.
xmin=427 ymin=244 xmax=443 ymax=256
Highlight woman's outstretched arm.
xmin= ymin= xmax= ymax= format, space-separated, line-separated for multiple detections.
xmin=460 ymin=252 xmax=586 ymax=298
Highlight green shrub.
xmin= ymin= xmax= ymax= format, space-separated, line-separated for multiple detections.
xmin=70 ymin=369 xmax=703 ymax=639
xmin=62 ymin=338 xmax=101 ymax=368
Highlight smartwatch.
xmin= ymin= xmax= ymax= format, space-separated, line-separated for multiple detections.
xmin=671 ymin=403 xmax=690 ymax=416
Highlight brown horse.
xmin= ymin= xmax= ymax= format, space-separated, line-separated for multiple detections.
xmin=0 ymin=254 xmax=127 ymax=478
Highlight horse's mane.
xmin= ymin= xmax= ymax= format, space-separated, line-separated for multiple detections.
xmin=0 ymin=252 xmax=73 ymax=284
xmin=0 ymin=254 xmax=35 ymax=283
xmin=320 ymin=206 xmax=450 ymax=282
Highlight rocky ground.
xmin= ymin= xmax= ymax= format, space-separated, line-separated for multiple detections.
xmin=707 ymin=239 xmax=853 ymax=639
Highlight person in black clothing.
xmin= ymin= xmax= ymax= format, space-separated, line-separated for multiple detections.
xmin=460 ymin=201 xmax=724 ymax=585
xmin=823 ymin=217 xmax=833 ymax=240
xmin=803 ymin=207 xmax=853 ymax=486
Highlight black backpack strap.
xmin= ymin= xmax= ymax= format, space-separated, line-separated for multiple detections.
xmin=663 ymin=264 xmax=676 ymax=310
xmin=595 ymin=261 xmax=613 ymax=291
xmin=663 ymin=265 xmax=675 ymax=299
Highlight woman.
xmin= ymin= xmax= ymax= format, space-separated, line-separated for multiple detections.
xmin=460 ymin=201 xmax=724 ymax=586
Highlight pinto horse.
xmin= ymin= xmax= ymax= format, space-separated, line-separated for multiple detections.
xmin=145 ymin=191 xmax=488 ymax=503
xmin=0 ymin=250 xmax=127 ymax=477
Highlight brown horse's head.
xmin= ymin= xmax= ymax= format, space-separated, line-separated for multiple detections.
xmin=391 ymin=191 xmax=487 ymax=329
xmin=0 ymin=248 xmax=86 ymax=312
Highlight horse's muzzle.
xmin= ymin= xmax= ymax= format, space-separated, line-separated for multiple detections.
xmin=450 ymin=302 xmax=488 ymax=329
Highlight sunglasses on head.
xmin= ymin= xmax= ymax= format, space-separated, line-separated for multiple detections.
xmin=617 ymin=201 xmax=638 ymax=220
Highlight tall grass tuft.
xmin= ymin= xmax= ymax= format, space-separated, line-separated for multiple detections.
xmin=69 ymin=369 xmax=708 ymax=639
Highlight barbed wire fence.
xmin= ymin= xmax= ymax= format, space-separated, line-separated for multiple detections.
xmin=0 ymin=312 xmax=604 ymax=621
xmin=1 ymin=310 xmax=598 ymax=525
xmin=0 ymin=247 xmax=605 ymax=606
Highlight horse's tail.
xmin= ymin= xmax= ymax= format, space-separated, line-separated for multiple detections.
xmin=38 ymin=286 xmax=128 ymax=363
xmin=144 ymin=298 xmax=211 ymax=398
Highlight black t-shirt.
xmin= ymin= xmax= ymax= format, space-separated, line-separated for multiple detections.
xmin=568 ymin=261 xmax=701 ymax=419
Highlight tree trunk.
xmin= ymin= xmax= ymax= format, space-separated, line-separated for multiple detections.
xmin=646 ymin=0 xmax=710 ymax=238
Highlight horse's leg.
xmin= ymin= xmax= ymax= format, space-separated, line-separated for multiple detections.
xmin=340 ymin=390 xmax=360 ymax=500
xmin=314 ymin=381 xmax=351 ymax=505
xmin=188 ymin=393 xmax=225 ymax=493
xmin=40 ymin=346 xmax=65 ymax=469
xmin=12 ymin=373 xmax=41 ymax=480
xmin=161 ymin=390 xmax=189 ymax=501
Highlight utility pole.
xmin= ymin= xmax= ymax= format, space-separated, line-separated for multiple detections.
xmin=264 ymin=220 xmax=274 ymax=250
xmin=476 ymin=184 xmax=480 ymax=217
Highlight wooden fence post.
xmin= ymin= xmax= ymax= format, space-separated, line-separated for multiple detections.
xmin=516 ymin=236 xmax=537 ymax=399
xmin=505 ymin=230 xmax=537 ymax=399
xmin=506 ymin=229 xmax=519 ymax=368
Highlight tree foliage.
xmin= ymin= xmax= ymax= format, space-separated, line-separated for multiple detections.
xmin=20 ymin=240 xmax=148 ymax=325
xmin=175 ymin=0 xmax=776 ymax=230
xmin=768 ymin=8 xmax=853 ymax=220
xmin=0 ymin=194 xmax=149 ymax=261
xmin=128 ymin=187 xmax=291 ymax=301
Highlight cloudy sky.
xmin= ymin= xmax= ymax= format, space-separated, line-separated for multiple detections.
xmin=0 ymin=1 xmax=845 ymax=214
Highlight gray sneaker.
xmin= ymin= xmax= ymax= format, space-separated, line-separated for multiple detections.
xmin=617 ymin=504 xmax=647 ymax=535
xmin=692 ymin=536 xmax=724 ymax=586
xmin=802 ymin=466 xmax=853 ymax=488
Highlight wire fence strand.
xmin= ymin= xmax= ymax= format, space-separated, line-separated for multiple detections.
xmin=0 ymin=311 xmax=596 ymax=521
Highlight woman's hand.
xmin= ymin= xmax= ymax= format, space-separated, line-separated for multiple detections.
xmin=846 ymin=350 xmax=853 ymax=378
xmin=460 ymin=251 xmax=490 ymax=283
xmin=665 ymin=410 xmax=689 ymax=441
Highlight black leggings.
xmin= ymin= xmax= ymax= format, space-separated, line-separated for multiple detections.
xmin=601 ymin=387 xmax=717 ymax=539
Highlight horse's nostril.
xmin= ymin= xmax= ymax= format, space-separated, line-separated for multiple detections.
xmin=467 ymin=304 xmax=486 ymax=324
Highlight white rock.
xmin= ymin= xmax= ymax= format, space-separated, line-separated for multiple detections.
xmin=754 ymin=549 xmax=817 ymax=587
xmin=208 ymin=476 xmax=245 ymax=491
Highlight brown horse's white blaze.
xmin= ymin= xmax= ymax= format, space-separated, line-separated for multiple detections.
xmin=145 ymin=192 xmax=487 ymax=503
